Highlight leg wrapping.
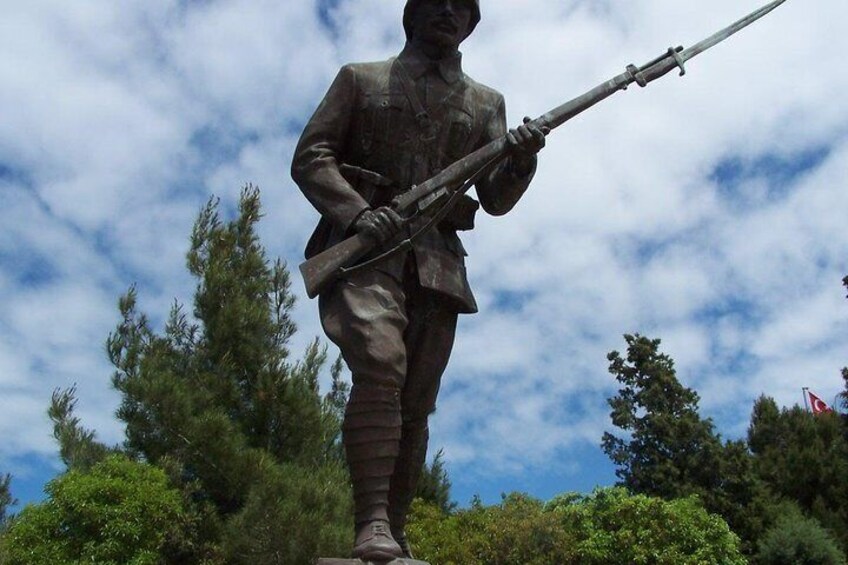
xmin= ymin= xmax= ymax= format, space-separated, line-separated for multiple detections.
xmin=388 ymin=418 xmax=430 ymax=533
xmin=343 ymin=385 xmax=402 ymax=526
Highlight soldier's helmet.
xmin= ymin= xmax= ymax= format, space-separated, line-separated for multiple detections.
xmin=403 ymin=0 xmax=481 ymax=40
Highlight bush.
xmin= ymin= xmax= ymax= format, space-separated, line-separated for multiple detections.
xmin=3 ymin=455 xmax=187 ymax=565
xmin=221 ymin=461 xmax=352 ymax=564
xmin=756 ymin=511 xmax=845 ymax=565
xmin=407 ymin=492 xmax=570 ymax=565
xmin=551 ymin=487 xmax=745 ymax=564
xmin=407 ymin=487 xmax=745 ymax=565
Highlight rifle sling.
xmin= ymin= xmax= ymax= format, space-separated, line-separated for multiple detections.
xmin=393 ymin=59 xmax=431 ymax=130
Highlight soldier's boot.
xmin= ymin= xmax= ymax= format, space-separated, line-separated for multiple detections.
xmin=344 ymin=385 xmax=404 ymax=562
xmin=388 ymin=417 xmax=430 ymax=560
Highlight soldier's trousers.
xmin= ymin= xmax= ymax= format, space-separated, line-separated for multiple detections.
xmin=319 ymin=261 xmax=458 ymax=529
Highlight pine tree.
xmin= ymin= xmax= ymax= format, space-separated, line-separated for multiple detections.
xmin=31 ymin=186 xmax=353 ymax=563
xmin=0 ymin=473 xmax=14 ymax=528
xmin=415 ymin=449 xmax=457 ymax=514
xmin=104 ymin=187 xmax=352 ymax=561
xmin=48 ymin=386 xmax=113 ymax=471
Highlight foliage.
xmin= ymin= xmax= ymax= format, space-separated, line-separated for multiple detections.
xmin=755 ymin=505 xmax=846 ymax=565
xmin=415 ymin=448 xmax=457 ymax=514
xmin=841 ymin=367 xmax=848 ymax=420
xmin=406 ymin=487 xmax=744 ymax=565
xmin=99 ymin=187 xmax=352 ymax=560
xmin=601 ymin=334 xmax=792 ymax=555
xmin=0 ymin=472 xmax=16 ymax=561
xmin=220 ymin=461 xmax=351 ymax=564
xmin=748 ymin=395 xmax=848 ymax=552
xmin=407 ymin=492 xmax=571 ymax=565
xmin=551 ymin=487 xmax=745 ymax=564
xmin=840 ymin=276 xmax=848 ymax=421
xmin=49 ymin=386 xmax=113 ymax=471
xmin=2 ymin=455 xmax=187 ymax=565
xmin=12 ymin=187 xmax=353 ymax=563
xmin=601 ymin=334 xmax=725 ymax=500
xmin=0 ymin=473 xmax=14 ymax=528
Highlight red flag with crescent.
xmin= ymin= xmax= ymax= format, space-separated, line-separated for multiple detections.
xmin=808 ymin=391 xmax=833 ymax=415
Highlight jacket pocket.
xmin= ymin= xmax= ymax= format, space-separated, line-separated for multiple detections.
xmin=444 ymin=106 xmax=474 ymax=162
xmin=360 ymin=92 xmax=406 ymax=153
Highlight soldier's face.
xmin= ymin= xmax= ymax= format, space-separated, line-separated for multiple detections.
xmin=410 ymin=0 xmax=474 ymax=50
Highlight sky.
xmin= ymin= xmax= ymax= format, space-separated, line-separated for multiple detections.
xmin=1 ymin=0 xmax=846 ymax=511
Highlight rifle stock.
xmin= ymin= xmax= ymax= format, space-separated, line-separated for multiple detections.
xmin=300 ymin=232 xmax=373 ymax=298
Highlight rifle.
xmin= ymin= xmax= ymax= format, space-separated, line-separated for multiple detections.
xmin=299 ymin=0 xmax=788 ymax=299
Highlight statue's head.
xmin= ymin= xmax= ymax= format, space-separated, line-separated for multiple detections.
xmin=403 ymin=0 xmax=481 ymax=49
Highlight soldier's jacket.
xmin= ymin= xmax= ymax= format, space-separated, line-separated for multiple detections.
xmin=291 ymin=44 xmax=535 ymax=314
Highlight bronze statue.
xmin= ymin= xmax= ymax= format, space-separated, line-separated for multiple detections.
xmin=291 ymin=0 xmax=788 ymax=561
xmin=292 ymin=0 xmax=545 ymax=560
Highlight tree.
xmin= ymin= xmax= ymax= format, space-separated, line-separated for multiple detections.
xmin=839 ymin=276 xmax=848 ymax=422
xmin=602 ymin=334 xmax=725 ymax=500
xmin=601 ymin=334 xmax=774 ymax=555
xmin=13 ymin=187 xmax=353 ymax=563
xmin=414 ymin=448 xmax=457 ymax=514
xmin=3 ymin=455 xmax=188 ymax=565
xmin=748 ymin=396 xmax=848 ymax=553
xmin=0 ymin=472 xmax=17 ymax=563
xmin=48 ymin=386 xmax=113 ymax=471
xmin=0 ymin=473 xmax=15 ymax=528
xmin=101 ymin=186 xmax=352 ymax=561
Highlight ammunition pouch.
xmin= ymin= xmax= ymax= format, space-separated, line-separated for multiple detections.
xmin=441 ymin=193 xmax=480 ymax=231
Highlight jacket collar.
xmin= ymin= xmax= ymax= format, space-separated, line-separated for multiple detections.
xmin=397 ymin=43 xmax=464 ymax=84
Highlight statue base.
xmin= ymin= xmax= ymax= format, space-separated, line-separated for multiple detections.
xmin=316 ymin=558 xmax=430 ymax=565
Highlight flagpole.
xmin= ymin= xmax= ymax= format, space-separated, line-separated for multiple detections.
xmin=802 ymin=387 xmax=810 ymax=412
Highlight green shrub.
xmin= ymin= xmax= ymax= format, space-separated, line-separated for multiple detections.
xmin=756 ymin=511 xmax=845 ymax=565
xmin=407 ymin=487 xmax=745 ymax=565
xmin=3 ymin=455 xmax=187 ymax=565
xmin=550 ymin=487 xmax=745 ymax=564
xmin=221 ymin=461 xmax=352 ymax=564
xmin=408 ymin=492 xmax=570 ymax=565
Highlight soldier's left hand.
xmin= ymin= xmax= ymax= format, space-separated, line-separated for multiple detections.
xmin=507 ymin=116 xmax=549 ymax=156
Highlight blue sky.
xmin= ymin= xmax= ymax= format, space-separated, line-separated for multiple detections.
xmin=1 ymin=0 xmax=846 ymax=511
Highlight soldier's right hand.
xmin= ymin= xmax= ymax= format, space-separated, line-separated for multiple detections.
xmin=354 ymin=206 xmax=404 ymax=243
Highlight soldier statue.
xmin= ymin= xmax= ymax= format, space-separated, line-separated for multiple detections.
xmin=291 ymin=0 xmax=545 ymax=560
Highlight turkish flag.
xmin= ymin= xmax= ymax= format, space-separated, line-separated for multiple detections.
xmin=808 ymin=391 xmax=833 ymax=415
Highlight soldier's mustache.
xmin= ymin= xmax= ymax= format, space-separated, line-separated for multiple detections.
xmin=432 ymin=18 xmax=458 ymax=31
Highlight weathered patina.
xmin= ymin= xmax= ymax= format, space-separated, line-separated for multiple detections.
xmin=292 ymin=0 xmax=544 ymax=561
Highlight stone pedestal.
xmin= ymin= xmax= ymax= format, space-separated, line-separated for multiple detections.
xmin=316 ymin=559 xmax=429 ymax=565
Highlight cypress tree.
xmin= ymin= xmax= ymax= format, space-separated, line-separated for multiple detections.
xmin=602 ymin=334 xmax=770 ymax=555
